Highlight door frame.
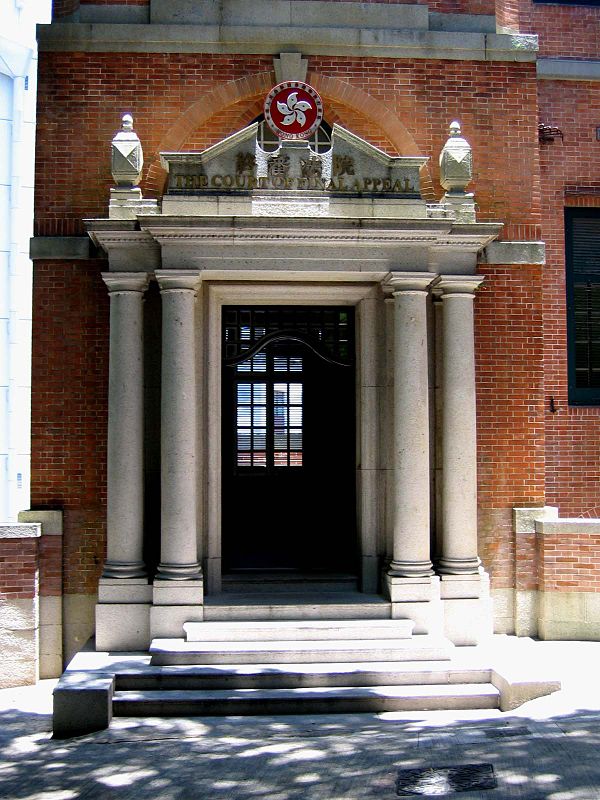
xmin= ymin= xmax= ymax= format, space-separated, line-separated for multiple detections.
xmin=204 ymin=282 xmax=381 ymax=594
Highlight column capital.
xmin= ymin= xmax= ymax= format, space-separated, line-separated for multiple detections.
xmin=383 ymin=272 xmax=438 ymax=295
xmin=102 ymin=272 xmax=149 ymax=294
xmin=155 ymin=270 xmax=201 ymax=293
xmin=435 ymin=275 xmax=485 ymax=296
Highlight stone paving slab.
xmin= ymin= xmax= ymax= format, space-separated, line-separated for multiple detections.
xmin=0 ymin=639 xmax=598 ymax=799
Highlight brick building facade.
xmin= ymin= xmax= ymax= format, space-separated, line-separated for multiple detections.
xmin=3 ymin=0 xmax=600 ymax=689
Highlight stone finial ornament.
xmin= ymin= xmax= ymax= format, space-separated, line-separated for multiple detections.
xmin=111 ymin=114 xmax=143 ymax=187
xmin=439 ymin=121 xmax=473 ymax=194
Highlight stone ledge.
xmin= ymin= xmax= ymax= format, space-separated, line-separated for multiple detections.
xmin=538 ymin=58 xmax=600 ymax=82
xmin=480 ymin=241 xmax=546 ymax=265
xmin=18 ymin=510 xmax=63 ymax=536
xmin=30 ymin=236 xmax=96 ymax=261
xmin=38 ymin=23 xmax=538 ymax=62
xmin=0 ymin=523 xmax=41 ymax=539
xmin=535 ymin=518 xmax=600 ymax=535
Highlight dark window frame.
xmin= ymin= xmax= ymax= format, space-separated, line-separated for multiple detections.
xmin=533 ymin=0 xmax=600 ymax=6
xmin=565 ymin=207 xmax=600 ymax=405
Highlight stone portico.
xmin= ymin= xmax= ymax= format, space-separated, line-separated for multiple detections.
xmin=88 ymin=117 xmax=498 ymax=651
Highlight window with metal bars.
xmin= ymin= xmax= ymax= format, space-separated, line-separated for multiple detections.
xmin=566 ymin=208 xmax=600 ymax=404
xmin=223 ymin=306 xmax=353 ymax=470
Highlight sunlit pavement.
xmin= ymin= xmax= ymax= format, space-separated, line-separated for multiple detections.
xmin=0 ymin=639 xmax=599 ymax=799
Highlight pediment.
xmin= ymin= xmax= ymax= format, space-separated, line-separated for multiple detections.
xmin=160 ymin=123 xmax=428 ymax=200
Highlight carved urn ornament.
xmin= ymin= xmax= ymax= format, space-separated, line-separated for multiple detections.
xmin=439 ymin=121 xmax=473 ymax=194
xmin=111 ymin=114 xmax=143 ymax=187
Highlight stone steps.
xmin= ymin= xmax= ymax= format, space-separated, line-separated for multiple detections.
xmin=114 ymin=661 xmax=492 ymax=691
xmin=149 ymin=634 xmax=452 ymax=666
xmin=183 ymin=618 xmax=414 ymax=642
xmin=203 ymin=592 xmax=391 ymax=621
xmin=112 ymin=683 xmax=500 ymax=717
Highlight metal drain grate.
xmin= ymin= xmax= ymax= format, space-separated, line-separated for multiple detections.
xmin=395 ymin=764 xmax=497 ymax=796
xmin=484 ymin=726 xmax=530 ymax=739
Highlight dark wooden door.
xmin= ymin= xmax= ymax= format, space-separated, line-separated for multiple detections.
xmin=221 ymin=307 xmax=356 ymax=573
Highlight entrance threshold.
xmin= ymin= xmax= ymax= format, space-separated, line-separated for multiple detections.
xmin=205 ymin=583 xmax=390 ymax=622
xmin=221 ymin=570 xmax=359 ymax=594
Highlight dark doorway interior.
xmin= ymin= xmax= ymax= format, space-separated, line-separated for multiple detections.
xmin=222 ymin=306 xmax=357 ymax=574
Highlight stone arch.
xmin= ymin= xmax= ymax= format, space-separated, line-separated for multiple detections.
xmin=144 ymin=69 xmax=434 ymax=199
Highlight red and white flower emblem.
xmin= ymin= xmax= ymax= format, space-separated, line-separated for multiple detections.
xmin=264 ymin=82 xmax=324 ymax=140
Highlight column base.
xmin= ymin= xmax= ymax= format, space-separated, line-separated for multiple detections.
xmin=440 ymin=571 xmax=493 ymax=645
xmin=387 ymin=560 xmax=434 ymax=578
xmin=153 ymin=578 xmax=204 ymax=606
xmin=95 ymin=603 xmax=151 ymax=651
xmin=437 ymin=556 xmax=481 ymax=575
xmin=98 ymin=577 xmax=152 ymax=604
xmin=101 ymin=560 xmax=147 ymax=579
xmin=383 ymin=573 xmax=443 ymax=636
xmin=156 ymin=562 xmax=203 ymax=581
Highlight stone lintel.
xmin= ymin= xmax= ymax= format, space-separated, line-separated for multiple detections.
xmin=38 ymin=23 xmax=538 ymax=63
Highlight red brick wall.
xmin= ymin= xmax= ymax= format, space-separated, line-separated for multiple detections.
xmin=475 ymin=263 xmax=545 ymax=587
xmin=35 ymin=53 xmax=540 ymax=235
xmin=538 ymin=529 xmax=600 ymax=593
xmin=0 ymin=540 xmax=39 ymax=600
xmin=31 ymin=260 xmax=109 ymax=595
xmin=537 ymin=79 xmax=600 ymax=517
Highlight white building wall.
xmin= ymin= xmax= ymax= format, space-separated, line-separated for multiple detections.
xmin=0 ymin=0 xmax=51 ymax=521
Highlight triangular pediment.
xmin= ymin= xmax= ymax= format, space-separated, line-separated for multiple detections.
xmin=160 ymin=123 xmax=428 ymax=200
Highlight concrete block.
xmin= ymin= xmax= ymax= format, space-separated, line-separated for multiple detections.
xmin=440 ymin=573 xmax=489 ymax=600
xmin=98 ymin=577 xmax=153 ymax=603
xmin=442 ymin=596 xmax=493 ymax=646
xmin=18 ymin=509 xmax=64 ymax=535
xmin=40 ymin=595 xmax=63 ymax=678
xmin=150 ymin=605 xmax=204 ymax=638
xmin=153 ymin=579 xmax=204 ymax=606
xmin=53 ymin=675 xmax=114 ymax=738
xmin=96 ymin=603 xmax=151 ymax=651
xmin=384 ymin=574 xmax=440 ymax=603
xmin=512 ymin=505 xmax=557 ymax=534
xmin=514 ymin=590 xmax=538 ymax=637
xmin=63 ymin=594 xmax=97 ymax=665
xmin=391 ymin=600 xmax=443 ymax=637
xmin=491 ymin=588 xmax=514 ymax=634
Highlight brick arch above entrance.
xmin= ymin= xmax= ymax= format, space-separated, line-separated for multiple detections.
xmin=144 ymin=69 xmax=433 ymax=198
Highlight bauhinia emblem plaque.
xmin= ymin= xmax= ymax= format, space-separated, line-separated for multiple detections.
xmin=264 ymin=81 xmax=324 ymax=140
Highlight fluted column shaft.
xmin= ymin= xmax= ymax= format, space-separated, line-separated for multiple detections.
xmin=438 ymin=276 xmax=484 ymax=574
xmin=387 ymin=274 xmax=435 ymax=578
xmin=102 ymin=272 xmax=149 ymax=578
xmin=156 ymin=271 xmax=202 ymax=580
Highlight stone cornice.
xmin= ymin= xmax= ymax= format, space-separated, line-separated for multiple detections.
xmin=37 ymin=22 xmax=537 ymax=63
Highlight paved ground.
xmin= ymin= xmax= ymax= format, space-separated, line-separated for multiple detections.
xmin=0 ymin=638 xmax=599 ymax=799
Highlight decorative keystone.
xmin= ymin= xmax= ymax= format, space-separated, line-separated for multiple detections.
xmin=439 ymin=121 xmax=473 ymax=194
xmin=111 ymin=114 xmax=143 ymax=187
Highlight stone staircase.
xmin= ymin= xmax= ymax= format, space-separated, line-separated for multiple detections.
xmin=110 ymin=618 xmax=501 ymax=718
